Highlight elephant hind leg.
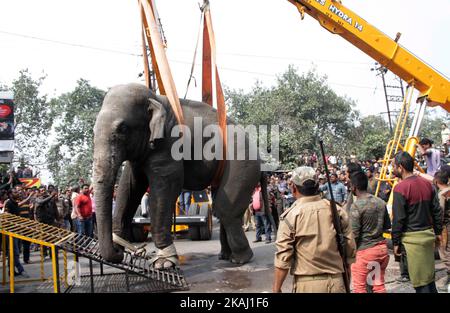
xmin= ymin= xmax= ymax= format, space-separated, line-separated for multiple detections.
xmin=213 ymin=161 xmax=260 ymax=264
xmin=214 ymin=195 xmax=256 ymax=262
xmin=221 ymin=216 xmax=254 ymax=264
xmin=218 ymin=223 xmax=232 ymax=261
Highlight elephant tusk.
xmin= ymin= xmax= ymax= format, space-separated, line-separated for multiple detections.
xmin=112 ymin=233 xmax=147 ymax=253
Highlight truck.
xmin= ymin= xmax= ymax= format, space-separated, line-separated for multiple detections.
xmin=131 ymin=189 xmax=214 ymax=242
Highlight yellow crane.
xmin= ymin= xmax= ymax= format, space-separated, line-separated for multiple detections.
xmin=287 ymin=0 xmax=449 ymax=109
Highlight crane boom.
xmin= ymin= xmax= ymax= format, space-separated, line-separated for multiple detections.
xmin=288 ymin=0 xmax=450 ymax=111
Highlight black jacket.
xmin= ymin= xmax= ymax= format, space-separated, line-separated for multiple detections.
xmin=392 ymin=176 xmax=442 ymax=246
xmin=34 ymin=194 xmax=59 ymax=225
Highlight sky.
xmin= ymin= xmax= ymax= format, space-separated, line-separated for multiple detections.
xmin=0 ymin=0 xmax=448 ymax=183
xmin=0 ymin=0 xmax=448 ymax=119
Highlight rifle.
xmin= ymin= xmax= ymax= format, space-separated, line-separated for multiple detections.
xmin=319 ymin=140 xmax=351 ymax=293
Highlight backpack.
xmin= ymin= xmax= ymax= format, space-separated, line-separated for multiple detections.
xmin=252 ymin=191 xmax=262 ymax=211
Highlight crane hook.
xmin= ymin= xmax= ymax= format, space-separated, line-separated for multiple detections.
xmin=293 ymin=2 xmax=306 ymax=20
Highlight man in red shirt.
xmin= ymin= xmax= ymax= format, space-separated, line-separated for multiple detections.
xmin=74 ymin=184 xmax=94 ymax=237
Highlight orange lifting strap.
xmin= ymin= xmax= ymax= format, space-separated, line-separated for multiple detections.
xmin=139 ymin=0 xmax=226 ymax=188
xmin=202 ymin=1 xmax=228 ymax=189
xmin=138 ymin=0 xmax=184 ymax=126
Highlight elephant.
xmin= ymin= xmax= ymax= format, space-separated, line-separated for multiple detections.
xmin=93 ymin=83 xmax=268 ymax=268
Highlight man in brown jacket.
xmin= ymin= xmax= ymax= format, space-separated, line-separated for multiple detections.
xmin=272 ymin=166 xmax=356 ymax=293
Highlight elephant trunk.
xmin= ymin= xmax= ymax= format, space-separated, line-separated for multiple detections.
xmin=93 ymin=153 xmax=123 ymax=263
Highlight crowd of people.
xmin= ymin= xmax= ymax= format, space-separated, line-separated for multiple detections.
xmin=0 ymin=172 xmax=97 ymax=278
xmin=243 ymin=159 xmax=391 ymax=241
xmin=245 ymin=137 xmax=449 ymax=293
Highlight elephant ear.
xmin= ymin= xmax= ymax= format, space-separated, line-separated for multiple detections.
xmin=148 ymin=98 xmax=167 ymax=149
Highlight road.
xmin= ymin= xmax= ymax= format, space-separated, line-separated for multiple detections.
xmin=173 ymin=219 xmax=448 ymax=293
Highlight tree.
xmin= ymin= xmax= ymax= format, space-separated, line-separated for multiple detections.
xmin=351 ymin=115 xmax=390 ymax=160
xmin=8 ymin=70 xmax=53 ymax=172
xmin=226 ymin=66 xmax=358 ymax=168
xmin=47 ymin=79 xmax=105 ymax=186
xmin=419 ymin=115 xmax=447 ymax=148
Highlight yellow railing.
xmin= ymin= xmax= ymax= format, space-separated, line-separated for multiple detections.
xmin=1 ymin=212 xmax=189 ymax=293
xmin=0 ymin=213 xmax=73 ymax=293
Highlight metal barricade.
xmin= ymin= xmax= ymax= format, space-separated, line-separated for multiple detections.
xmin=0 ymin=213 xmax=188 ymax=293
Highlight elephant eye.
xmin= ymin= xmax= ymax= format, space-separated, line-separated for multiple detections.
xmin=117 ymin=123 xmax=128 ymax=134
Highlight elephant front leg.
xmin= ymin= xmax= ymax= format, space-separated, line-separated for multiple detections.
xmin=148 ymin=173 xmax=183 ymax=269
xmin=113 ymin=162 xmax=148 ymax=243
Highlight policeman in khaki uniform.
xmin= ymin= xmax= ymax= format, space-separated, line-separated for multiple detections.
xmin=272 ymin=166 xmax=356 ymax=293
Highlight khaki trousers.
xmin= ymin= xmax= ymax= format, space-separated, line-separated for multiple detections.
xmin=439 ymin=226 xmax=450 ymax=274
xmin=293 ymin=274 xmax=346 ymax=293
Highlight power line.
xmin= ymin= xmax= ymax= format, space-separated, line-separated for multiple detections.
xmin=1 ymin=29 xmax=371 ymax=66
xmin=170 ymin=59 xmax=375 ymax=90
xmin=0 ymin=30 xmax=141 ymax=57
xmin=133 ymin=44 xmax=372 ymax=66
xmin=203 ymin=51 xmax=371 ymax=66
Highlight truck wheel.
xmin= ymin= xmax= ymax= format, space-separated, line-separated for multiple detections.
xmin=188 ymin=203 xmax=200 ymax=240
xmin=199 ymin=203 xmax=213 ymax=240
xmin=131 ymin=224 xmax=149 ymax=243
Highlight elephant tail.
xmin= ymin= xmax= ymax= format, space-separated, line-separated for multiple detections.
xmin=260 ymin=172 xmax=270 ymax=215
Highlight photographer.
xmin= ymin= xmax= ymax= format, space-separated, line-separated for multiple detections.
xmin=34 ymin=186 xmax=60 ymax=227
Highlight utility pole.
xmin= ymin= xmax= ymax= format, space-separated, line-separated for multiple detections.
xmin=138 ymin=66 xmax=157 ymax=93
xmin=372 ymin=63 xmax=405 ymax=135
xmin=380 ymin=67 xmax=393 ymax=133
